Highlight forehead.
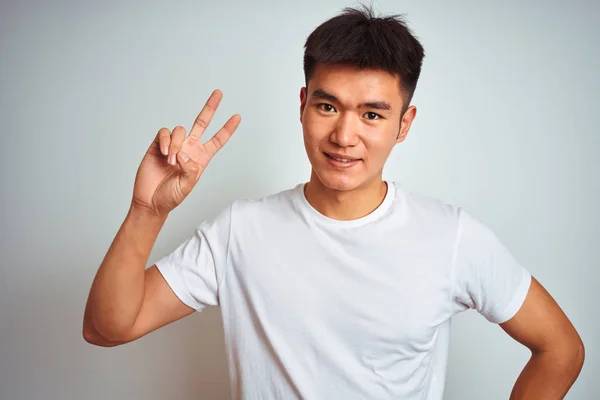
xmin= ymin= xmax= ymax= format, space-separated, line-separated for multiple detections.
xmin=308 ymin=64 xmax=403 ymax=105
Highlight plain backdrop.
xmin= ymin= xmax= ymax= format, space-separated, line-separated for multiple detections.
xmin=1 ymin=0 xmax=598 ymax=399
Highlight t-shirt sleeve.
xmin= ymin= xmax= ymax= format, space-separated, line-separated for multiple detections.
xmin=452 ymin=208 xmax=532 ymax=324
xmin=153 ymin=204 xmax=232 ymax=312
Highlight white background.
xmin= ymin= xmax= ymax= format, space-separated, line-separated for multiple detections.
xmin=1 ymin=0 xmax=598 ymax=398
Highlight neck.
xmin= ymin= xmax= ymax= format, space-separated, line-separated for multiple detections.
xmin=304 ymin=171 xmax=388 ymax=221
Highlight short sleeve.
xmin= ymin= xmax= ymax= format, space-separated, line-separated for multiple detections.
xmin=154 ymin=204 xmax=232 ymax=312
xmin=452 ymin=208 xmax=532 ymax=324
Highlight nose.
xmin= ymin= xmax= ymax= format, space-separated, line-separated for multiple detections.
xmin=330 ymin=113 xmax=359 ymax=147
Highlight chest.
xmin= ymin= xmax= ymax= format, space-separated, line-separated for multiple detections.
xmin=227 ymin=225 xmax=455 ymax=354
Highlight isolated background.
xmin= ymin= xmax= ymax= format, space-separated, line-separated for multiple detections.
xmin=1 ymin=0 xmax=598 ymax=398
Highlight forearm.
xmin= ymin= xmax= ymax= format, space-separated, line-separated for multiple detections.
xmin=509 ymin=348 xmax=585 ymax=400
xmin=86 ymin=205 xmax=167 ymax=341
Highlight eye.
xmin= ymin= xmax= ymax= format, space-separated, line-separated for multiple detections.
xmin=318 ymin=103 xmax=336 ymax=113
xmin=364 ymin=111 xmax=381 ymax=120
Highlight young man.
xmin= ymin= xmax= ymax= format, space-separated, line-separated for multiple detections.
xmin=83 ymin=6 xmax=584 ymax=399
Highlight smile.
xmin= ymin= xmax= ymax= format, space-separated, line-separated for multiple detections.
xmin=324 ymin=152 xmax=362 ymax=167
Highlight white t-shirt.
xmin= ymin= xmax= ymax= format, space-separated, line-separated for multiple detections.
xmin=155 ymin=181 xmax=531 ymax=399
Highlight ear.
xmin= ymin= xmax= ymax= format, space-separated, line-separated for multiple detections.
xmin=300 ymin=87 xmax=307 ymax=123
xmin=396 ymin=105 xmax=417 ymax=144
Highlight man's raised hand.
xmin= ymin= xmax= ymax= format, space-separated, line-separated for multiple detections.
xmin=131 ymin=89 xmax=241 ymax=217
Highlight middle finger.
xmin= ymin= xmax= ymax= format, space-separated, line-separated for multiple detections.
xmin=187 ymin=89 xmax=223 ymax=141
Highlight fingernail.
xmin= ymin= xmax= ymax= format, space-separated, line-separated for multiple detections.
xmin=180 ymin=152 xmax=189 ymax=163
xmin=169 ymin=154 xmax=175 ymax=165
xmin=162 ymin=145 xmax=168 ymax=155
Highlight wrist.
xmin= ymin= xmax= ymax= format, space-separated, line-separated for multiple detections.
xmin=127 ymin=203 xmax=169 ymax=226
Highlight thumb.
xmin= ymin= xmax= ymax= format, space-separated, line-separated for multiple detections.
xmin=176 ymin=152 xmax=201 ymax=193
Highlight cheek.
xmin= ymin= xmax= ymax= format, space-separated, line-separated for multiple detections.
xmin=363 ymin=128 xmax=398 ymax=159
xmin=303 ymin=113 xmax=333 ymax=145
xmin=302 ymin=125 xmax=322 ymax=156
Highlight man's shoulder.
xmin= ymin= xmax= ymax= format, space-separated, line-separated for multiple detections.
xmin=393 ymin=182 xmax=461 ymax=220
xmin=230 ymin=183 xmax=301 ymax=216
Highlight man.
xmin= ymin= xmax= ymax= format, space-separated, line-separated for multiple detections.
xmin=83 ymin=6 xmax=584 ymax=399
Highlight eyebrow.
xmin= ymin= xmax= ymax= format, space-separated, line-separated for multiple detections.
xmin=310 ymin=88 xmax=392 ymax=111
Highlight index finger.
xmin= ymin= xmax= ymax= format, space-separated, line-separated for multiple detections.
xmin=188 ymin=89 xmax=223 ymax=140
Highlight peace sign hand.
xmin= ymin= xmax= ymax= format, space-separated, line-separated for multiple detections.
xmin=131 ymin=90 xmax=241 ymax=217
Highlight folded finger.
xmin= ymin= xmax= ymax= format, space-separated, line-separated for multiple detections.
xmin=157 ymin=128 xmax=171 ymax=155
xmin=168 ymin=126 xmax=186 ymax=165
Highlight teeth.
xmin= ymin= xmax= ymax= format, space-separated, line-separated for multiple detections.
xmin=329 ymin=154 xmax=353 ymax=162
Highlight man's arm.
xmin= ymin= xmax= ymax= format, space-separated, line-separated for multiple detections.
xmin=83 ymin=208 xmax=194 ymax=346
xmin=500 ymin=276 xmax=585 ymax=399
xmin=82 ymin=90 xmax=241 ymax=346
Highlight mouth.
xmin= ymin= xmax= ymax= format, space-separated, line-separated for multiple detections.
xmin=324 ymin=152 xmax=362 ymax=167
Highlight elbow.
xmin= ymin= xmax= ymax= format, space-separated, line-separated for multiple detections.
xmin=82 ymin=328 xmax=118 ymax=347
xmin=83 ymin=296 xmax=133 ymax=347
xmin=538 ymin=336 xmax=586 ymax=377
xmin=82 ymin=326 xmax=126 ymax=347
xmin=82 ymin=317 xmax=128 ymax=348
xmin=563 ymin=338 xmax=585 ymax=382
xmin=563 ymin=334 xmax=585 ymax=373
xmin=573 ymin=337 xmax=585 ymax=372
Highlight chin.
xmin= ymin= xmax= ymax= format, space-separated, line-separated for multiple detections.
xmin=312 ymin=168 xmax=366 ymax=192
